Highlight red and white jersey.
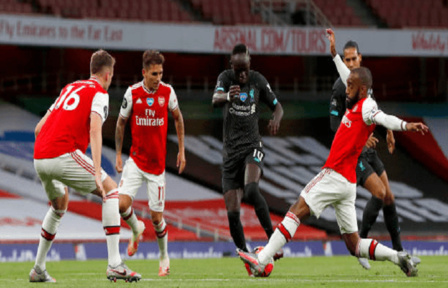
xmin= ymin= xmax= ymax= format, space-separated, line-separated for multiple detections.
xmin=119 ymin=81 xmax=178 ymax=175
xmin=323 ymin=97 xmax=377 ymax=183
xmin=34 ymin=77 xmax=109 ymax=159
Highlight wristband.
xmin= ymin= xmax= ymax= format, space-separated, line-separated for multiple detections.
xmin=227 ymin=92 xmax=230 ymax=102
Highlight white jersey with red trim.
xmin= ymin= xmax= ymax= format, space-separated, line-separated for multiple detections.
xmin=323 ymin=97 xmax=377 ymax=183
xmin=34 ymin=78 xmax=109 ymax=159
xmin=119 ymin=81 xmax=178 ymax=175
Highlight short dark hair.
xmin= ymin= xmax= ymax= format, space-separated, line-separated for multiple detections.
xmin=90 ymin=50 xmax=115 ymax=75
xmin=232 ymin=43 xmax=249 ymax=56
xmin=352 ymin=67 xmax=372 ymax=89
xmin=343 ymin=40 xmax=360 ymax=54
xmin=143 ymin=50 xmax=165 ymax=69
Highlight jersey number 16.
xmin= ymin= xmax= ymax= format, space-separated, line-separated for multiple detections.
xmin=54 ymin=85 xmax=85 ymax=111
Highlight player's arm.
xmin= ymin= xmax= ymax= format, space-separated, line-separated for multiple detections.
xmin=115 ymin=115 xmax=128 ymax=173
xmin=172 ymin=108 xmax=186 ymax=174
xmin=326 ymin=28 xmax=350 ymax=86
xmin=91 ymin=91 xmax=109 ymax=198
xmin=212 ymin=72 xmax=239 ymax=107
xmin=169 ymin=88 xmax=186 ymax=174
xmin=363 ymin=98 xmax=429 ymax=134
xmin=386 ymin=129 xmax=395 ymax=154
xmin=34 ymin=110 xmax=51 ymax=138
xmin=90 ymin=112 xmax=105 ymax=198
xmin=258 ymin=73 xmax=283 ymax=135
xmin=115 ymin=88 xmax=133 ymax=173
xmin=269 ymin=102 xmax=283 ymax=135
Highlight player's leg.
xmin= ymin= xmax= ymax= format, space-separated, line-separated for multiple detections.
xmin=118 ymin=158 xmax=146 ymax=256
xmin=150 ymin=210 xmax=170 ymax=276
xmin=224 ymin=188 xmax=246 ymax=250
xmin=66 ymin=150 xmax=140 ymax=281
xmin=244 ymin=161 xmax=274 ymax=239
xmin=223 ymin=159 xmax=248 ymax=252
xmin=238 ymin=195 xmax=307 ymax=275
xmin=342 ymin=232 xmax=417 ymax=276
xmin=146 ymin=171 xmax=170 ymax=276
xmin=31 ymin=159 xmax=68 ymax=282
xmin=238 ymin=169 xmax=336 ymax=274
xmin=378 ymin=170 xmax=404 ymax=251
xmin=336 ymin=179 xmax=418 ymax=277
xmin=358 ymin=154 xmax=386 ymax=239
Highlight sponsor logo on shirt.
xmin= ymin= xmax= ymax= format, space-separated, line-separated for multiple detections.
xmin=229 ymin=103 xmax=256 ymax=116
xmin=158 ymin=96 xmax=165 ymax=107
xmin=136 ymin=98 xmax=142 ymax=104
xmin=135 ymin=116 xmax=164 ymax=126
xmin=147 ymin=98 xmax=154 ymax=106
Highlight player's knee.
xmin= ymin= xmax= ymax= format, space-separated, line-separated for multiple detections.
xmin=371 ymin=185 xmax=386 ymax=200
xmin=383 ymin=190 xmax=395 ymax=205
xmin=244 ymin=182 xmax=259 ymax=197
xmin=118 ymin=194 xmax=132 ymax=213
xmin=224 ymin=192 xmax=241 ymax=212
xmin=151 ymin=212 xmax=163 ymax=225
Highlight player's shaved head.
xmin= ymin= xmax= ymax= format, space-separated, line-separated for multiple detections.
xmin=231 ymin=43 xmax=250 ymax=64
xmin=143 ymin=50 xmax=165 ymax=69
xmin=90 ymin=49 xmax=115 ymax=75
xmin=230 ymin=44 xmax=250 ymax=84
xmin=351 ymin=67 xmax=372 ymax=89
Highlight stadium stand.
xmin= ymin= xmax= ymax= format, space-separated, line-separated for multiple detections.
xmin=189 ymin=0 xmax=264 ymax=25
xmin=313 ymin=0 xmax=363 ymax=26
xmin=366 ymin=0 xmax=448 ymax=28
xmin=0 ymin=0 xmax=33 ymax=14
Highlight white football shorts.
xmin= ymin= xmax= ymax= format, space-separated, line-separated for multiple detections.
xmin=300 ymin=168 xmax=357 ymax=234
xmin=118 ymin=157 xmax=166 ymax=213
xmin=34 ymin=149 xmax=108 ymax=200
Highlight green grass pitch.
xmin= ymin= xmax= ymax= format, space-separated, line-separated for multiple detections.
xmin=1 ymin=256 xmax=447 ymax=288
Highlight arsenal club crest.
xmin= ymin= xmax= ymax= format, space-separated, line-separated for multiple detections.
xmin=158 ymin=96 xmax=165 ymax=107
xmin=147 ymin=98 xmax=154 ymax=106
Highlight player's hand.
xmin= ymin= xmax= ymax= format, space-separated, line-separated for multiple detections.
xmin=325 ymin=28 xmax=337 ymax=58
xmin=406 ymin=122 xmax=429 ymax=135
xmin=95 ymin=173 xmax=106 ymax=201
xmin=115 ymin=154 xmax=123 ymax=173
xmin=177 ymin=151 xmax=186 ymax=174
xmin=386 ymin=130 xmax=395 ymax=154
xmin=229 ymin=85 xmax=240 ymax=102
xmin=268 ymin=116 xmax=281 ymax=135
xmin=365 ymin=133 xmax=379 ymax=149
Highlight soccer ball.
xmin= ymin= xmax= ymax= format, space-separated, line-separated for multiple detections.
xmin=252 ymin=246 xmax=274 ymax=277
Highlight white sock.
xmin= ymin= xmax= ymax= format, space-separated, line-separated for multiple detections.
xmin=102 ymin=189 xmax=121 ymax=267
xmin=259 ymin=212 xmax=300 ymax=264
xmin=35 ymin=207 xmax=65 ymax=270
xmin=357 ymin=238 xmax=398 ymax=264
xmin=121 ymin=207 xmax=139 ymax=237
xmin=154 ymin=218 xmax=168 ymax=259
